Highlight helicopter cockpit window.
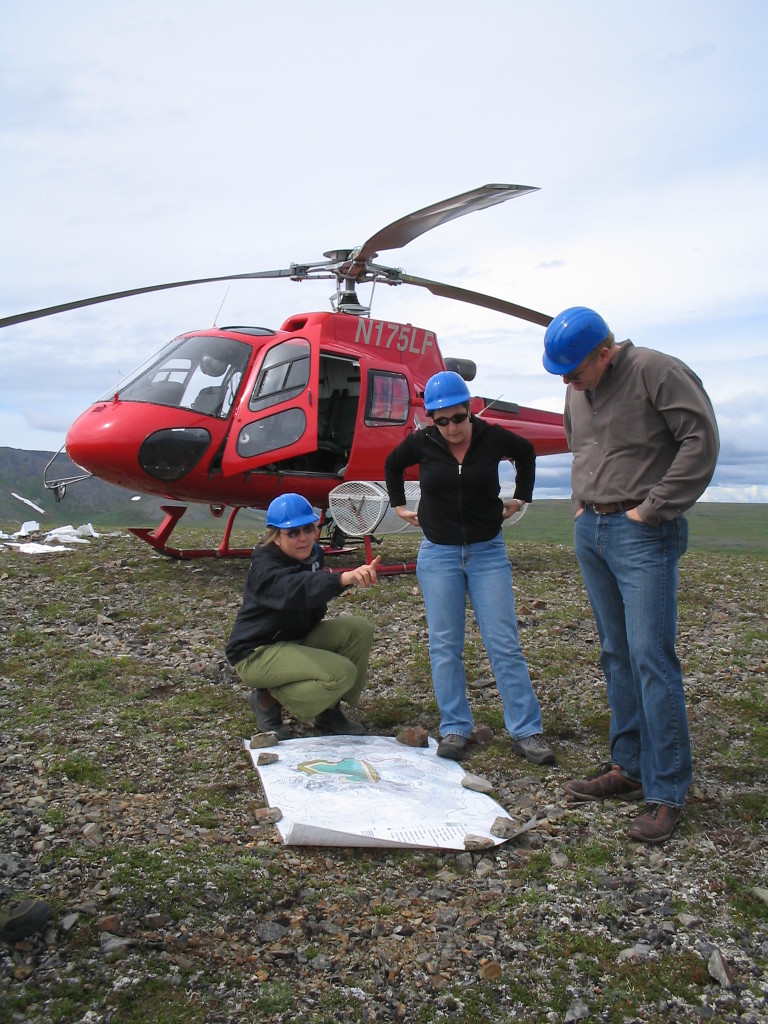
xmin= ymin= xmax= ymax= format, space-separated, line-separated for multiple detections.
xmin=248 ymin=340 xmax=310 ymax=412
xmin=115 ymin=335 xmax=251 ymax=417
xmin=365 ymin=371 xmax=410 ymax=425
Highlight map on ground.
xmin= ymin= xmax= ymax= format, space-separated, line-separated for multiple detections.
xmin=244 ymin=734 xmax=513 ymax=849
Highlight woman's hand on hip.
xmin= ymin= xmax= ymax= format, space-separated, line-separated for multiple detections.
xmin=394 ymin=505 xmax=419 ymax=527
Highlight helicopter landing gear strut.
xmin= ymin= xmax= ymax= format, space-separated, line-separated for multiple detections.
xmin=129 ymin=504 xmax=417 ymax=572
xmin=129 ymin=504 xmax=253 ymax=559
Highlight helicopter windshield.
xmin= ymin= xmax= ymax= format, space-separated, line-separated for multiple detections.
xmin=108 ymin=335 xmax=252 ymax=417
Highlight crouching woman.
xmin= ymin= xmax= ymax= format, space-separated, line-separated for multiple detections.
xmin=226 ymin=493 xmax=379 ymax=738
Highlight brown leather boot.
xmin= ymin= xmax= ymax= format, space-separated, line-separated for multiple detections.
xmin=564 ymin=762 xmax=644 ymax=802
xmin=629 ymin=803 xmax=683 ymax=843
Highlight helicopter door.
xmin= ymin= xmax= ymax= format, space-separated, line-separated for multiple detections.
xmin=220 ymin=337 xmax=319 ymax=473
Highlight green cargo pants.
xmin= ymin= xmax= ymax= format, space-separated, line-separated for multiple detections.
xmin=233 ymin=615 xmax=374 ymax=722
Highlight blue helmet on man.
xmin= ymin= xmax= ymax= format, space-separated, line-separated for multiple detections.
xmin=542 ymin=307 xmax=611 ymax=376
xmin=266 ymin=493 xmax=319 ymax=530
xmin=423 ymin=370 xmax=471 ymax=412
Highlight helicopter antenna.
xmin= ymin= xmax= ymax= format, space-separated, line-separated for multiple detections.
xmin=212 ymin=287 xmax=230 ymax=328
xmin=476 ymin=394 xmax=505 ymax=418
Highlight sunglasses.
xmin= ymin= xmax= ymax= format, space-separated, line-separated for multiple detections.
xmin=284 ymin=524 xmax=317 ymax=539
xmin=432 ymin=412 xmax=469 ymax=427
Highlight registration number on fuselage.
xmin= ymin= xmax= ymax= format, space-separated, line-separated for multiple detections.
xmin=353 ymin=318 xmax=436 ymax=356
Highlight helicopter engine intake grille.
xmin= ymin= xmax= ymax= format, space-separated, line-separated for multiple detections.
xmin=328 ymin=481 xmax=420 ymax=537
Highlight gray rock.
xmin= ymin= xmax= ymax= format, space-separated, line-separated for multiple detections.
xmin=708 ymin=947 xmax=734 ymax=988
xmin=461 ymin=772 xmax=494 ymax=794
xmin=464 ymin=834 xmax=495 ymax=851
xmin=254 ymin=806 xmax=282 ymax=824
xmin=565 ymin=997 xmax=590 ymax=1021
xmin=250 ymin=732 xmax=279 ymax=748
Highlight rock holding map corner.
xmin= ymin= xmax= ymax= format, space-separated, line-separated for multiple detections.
xmin=490 ymin=815 xmax=520 ymax=839
xmin=395 ymin=725 xmax=429 ymax=747
xmin=461 ymin=772 xmax=494 ymax=794
xmin=257 ymin=752 xmax=279 ymax=765
xmin=464 ymin=834 xmax=495 ymax=851
xmin=250 ymin=733 xmax=279 ymax=749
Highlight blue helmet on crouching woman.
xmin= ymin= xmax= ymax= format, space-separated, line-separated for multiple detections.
xmin=423 ymin=370 xmax=471 ymax=412
xmin=266 ymin=493 xmax=319 ymax=530
xmin=542 ymin=307 xmax=611 ymax=376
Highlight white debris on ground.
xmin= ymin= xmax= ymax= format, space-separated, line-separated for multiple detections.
xmin=0 ymin=522 xmax=99 ymax=553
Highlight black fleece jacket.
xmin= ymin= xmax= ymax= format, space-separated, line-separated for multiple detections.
xmin=225 ymin=542 xmax=346 ymax=665
xmin=384 ymin=417 xmax=535 ymax=545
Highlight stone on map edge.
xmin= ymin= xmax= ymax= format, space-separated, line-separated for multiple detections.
xmin=250 ymin=733 xmax=279 ymax=748
xmin=257 ymin=752 xmax=279 ymax=766
xmin=461 ymin=772 xmax=494 ymax=794
xmin=490 ymin=816 xmax=519 ymax=839
xmin=395 ymin=725 xmax=429 ymax=747
xmin=464 ymin=834 xmax=495 ymax=851
xmin=254 ymin=807 xmax=283 ymax=824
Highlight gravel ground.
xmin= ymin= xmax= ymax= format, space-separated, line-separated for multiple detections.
xmin=1 ymin=529 xmax=766 ymax=1023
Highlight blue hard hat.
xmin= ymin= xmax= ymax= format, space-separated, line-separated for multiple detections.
xmin=266 ymin=493 xmax=319 ymax=529
xmin=542 ymin=307 xmax=611 ymax=375
xmin=423 ymin=370 xmax=471 ymax=412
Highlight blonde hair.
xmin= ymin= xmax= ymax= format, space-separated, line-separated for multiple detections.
xmin=261 ymin=526 xmax=280 ymax=547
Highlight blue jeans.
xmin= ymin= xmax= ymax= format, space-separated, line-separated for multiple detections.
xmin=416 ymin=533 xmax=543 ymax=740
xmin=574 ymin=508 xmax=691 ymax=807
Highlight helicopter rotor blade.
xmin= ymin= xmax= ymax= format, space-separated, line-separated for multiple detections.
xmin=0 ymin=185 xmax=546 ymax=328
xmin=0 ymin=267 xmax=304 ymax=329
xmin=351 ymin=183 xmax=538 ymax=267
xmin=393 ymin=271 xmax=553 ymax=328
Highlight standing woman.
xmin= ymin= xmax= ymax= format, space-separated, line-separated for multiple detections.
xmin=226 ymin=493 xmax=380 ymax=738
xmin=384 ymin=371 xmax=556 ymax=764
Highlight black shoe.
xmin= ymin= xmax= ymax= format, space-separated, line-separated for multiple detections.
xmin=0 ymin=897 xmax=53 ymax=942
xmin=314 ymin=703 xmax=365 ymax=736
xmin=248 ymin=690 xmax=292 ymax=740
xmin=437 ymin=734 xmax=468 ymax=760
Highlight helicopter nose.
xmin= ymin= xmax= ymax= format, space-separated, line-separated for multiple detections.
xmin=65 ymin=405 xmax=212 ymax=486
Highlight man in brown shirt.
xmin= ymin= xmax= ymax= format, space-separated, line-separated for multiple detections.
xmin=543 ymin=306 xmax=719 ymax=843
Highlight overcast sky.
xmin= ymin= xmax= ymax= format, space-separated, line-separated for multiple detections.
xmin=1 ymin=0 xmax=766 ymax=502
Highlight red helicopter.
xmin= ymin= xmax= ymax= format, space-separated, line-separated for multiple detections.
xmin=1 ymin=184 xmax=566 ymax=568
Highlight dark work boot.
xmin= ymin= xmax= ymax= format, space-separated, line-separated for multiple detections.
xmin=0 ymin=897 xmax=53 ymax=942
xmin=314 ymin=702 xmax=365 ymax=736
xmin=248 ymin=689 xmax=292 ymax=740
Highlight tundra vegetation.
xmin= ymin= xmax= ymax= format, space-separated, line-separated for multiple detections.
xmin=1 ymin=502 xmax=766 ymax=1023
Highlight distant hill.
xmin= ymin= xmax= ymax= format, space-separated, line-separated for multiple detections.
xmin=0 ymin=447 xmax=216 ymax=529
xmin=2 ymin=448 xmax=766 ymax=555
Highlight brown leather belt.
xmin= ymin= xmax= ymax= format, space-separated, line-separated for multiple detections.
xmin=587 ymin=500 xmax=640 ymax=515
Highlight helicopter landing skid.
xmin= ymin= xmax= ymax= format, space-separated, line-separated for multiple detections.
xmin=326 ymin=534 xmax=416 ymax=577
xmin=128 ymin=505 xmax=416 ymax=573
xmin=129 ymin=504 xmax=252 ymax=559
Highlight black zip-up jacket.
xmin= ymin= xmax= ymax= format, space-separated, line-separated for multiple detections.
xmin=384 ymin=417 xmax=535 ymax=545
xmin=226 ymin=542 xmax=346 ymax=665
